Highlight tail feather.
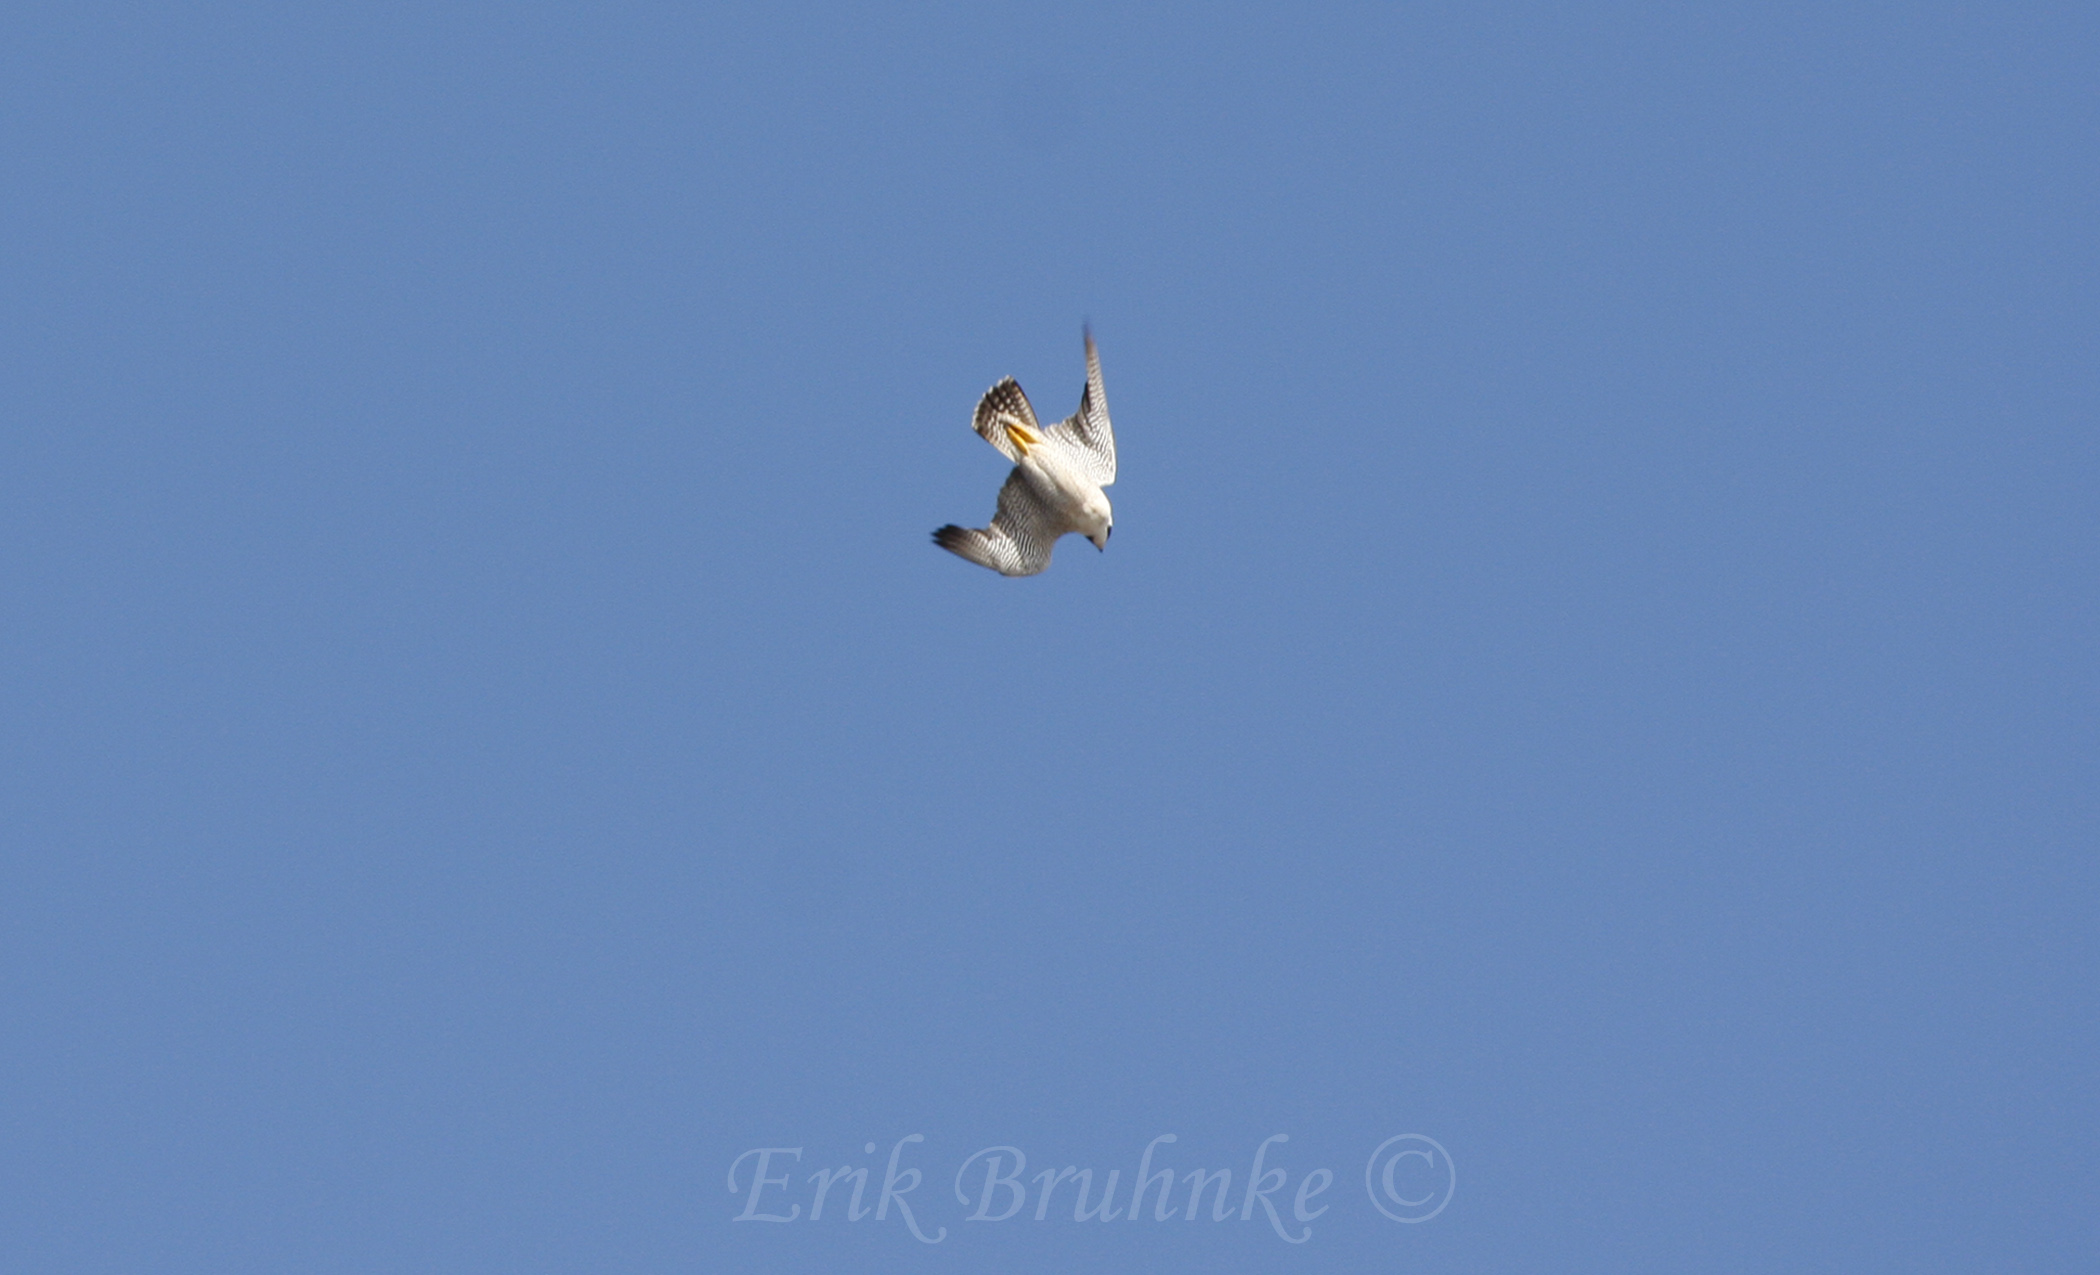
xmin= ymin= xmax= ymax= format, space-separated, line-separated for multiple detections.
xmin=970 ymin=378 xmax=1040 ymax=462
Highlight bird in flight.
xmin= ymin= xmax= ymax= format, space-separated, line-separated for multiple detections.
xmin=932 ymin=329 xmax=1117 ymax=576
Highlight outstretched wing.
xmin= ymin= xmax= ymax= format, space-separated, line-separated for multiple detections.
xmin=971 ymin=377 xmax=1041 ymax=463
xmin=931 ymin=467 xmax=1060 ymax=577
xmin=1042 ymin=328 xmax=1115 ymax=486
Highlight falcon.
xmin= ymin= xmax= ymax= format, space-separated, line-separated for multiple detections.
xmin=932 ymin=329 xmax=1117 ymax=576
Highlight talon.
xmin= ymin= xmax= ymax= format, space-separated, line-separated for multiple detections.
xmin=997 ymin=413 xmax=1040 ymax=456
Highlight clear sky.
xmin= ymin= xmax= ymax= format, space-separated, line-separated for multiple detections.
xmin=3 ymin=3 xmax=2093 ymax=1271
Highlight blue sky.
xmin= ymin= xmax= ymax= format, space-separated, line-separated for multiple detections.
xmin=3 ymin=3 xmax=2093 ymax=1271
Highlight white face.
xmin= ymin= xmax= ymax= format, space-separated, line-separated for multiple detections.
xmin=1086 ymin=494 xmax=1114 ymax=551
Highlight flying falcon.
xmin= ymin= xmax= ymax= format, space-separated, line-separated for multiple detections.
xmin=932 ymin=330 xmax=1117 ymax=576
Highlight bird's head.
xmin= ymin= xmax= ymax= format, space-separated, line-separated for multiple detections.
xmin=1084 ymin=492 xmax=1113 ymax=552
